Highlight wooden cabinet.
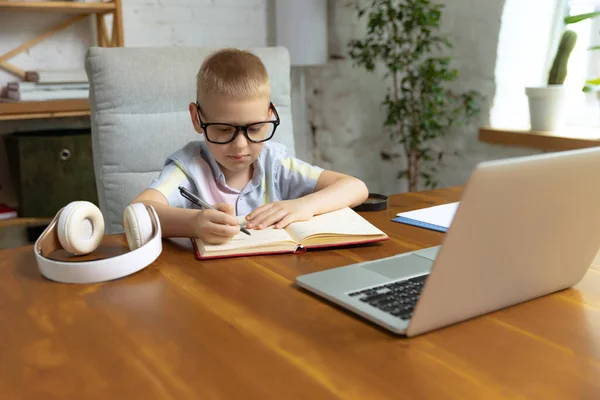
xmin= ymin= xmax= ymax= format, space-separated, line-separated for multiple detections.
xmin=0 ymin=0 xmax=124 ymax=121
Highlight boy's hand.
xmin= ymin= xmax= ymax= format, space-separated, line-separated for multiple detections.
xmin=246 ymin=199 xmax=314 ymax=230
xmin=193 ymin=203 xmax=240 ymax=244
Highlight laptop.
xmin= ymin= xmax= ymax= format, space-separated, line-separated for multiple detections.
xmin=296 ymin=147 xmax=600 ymax=337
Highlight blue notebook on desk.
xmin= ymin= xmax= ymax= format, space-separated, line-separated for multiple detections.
xmin=392 ymin=202 xmax=459 ymax=233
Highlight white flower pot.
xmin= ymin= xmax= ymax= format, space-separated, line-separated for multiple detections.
xmin=525 ymin=85 xmax=568 ymax=132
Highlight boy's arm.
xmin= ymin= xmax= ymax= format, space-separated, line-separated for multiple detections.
xmin=246 ymin=170 xmax=368 ymax=230
xmin=300 ymin=170 xmax=368 ymax=214
xmin=129 ymin=188 xmax=240 ymax=243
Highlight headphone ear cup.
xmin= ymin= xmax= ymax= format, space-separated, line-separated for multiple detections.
xmin=57 ymin=201 xmax=105 ymax=255
xmin=123 ymin=203 xmax=153 ymax=251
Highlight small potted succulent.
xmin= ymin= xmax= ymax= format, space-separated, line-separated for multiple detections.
xmin=525 ymin=30 xmax=577 ymax=132
xmin=525 ymin=11 xmax=600 ymax=132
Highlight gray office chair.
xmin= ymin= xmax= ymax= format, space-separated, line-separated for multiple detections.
xmin=85 ymin=46 xmax=294 ymax=234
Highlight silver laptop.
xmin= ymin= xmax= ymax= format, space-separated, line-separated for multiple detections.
xmin=296 ymin=147 xmax=600 ymax=337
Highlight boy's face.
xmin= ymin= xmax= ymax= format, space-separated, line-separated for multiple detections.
xmin=190 ymin=94 xmax=271 ymax=177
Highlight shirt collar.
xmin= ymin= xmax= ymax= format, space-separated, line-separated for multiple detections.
xmin=199 ymin=141 xmax=265 ymax=188
xmin=199 ymin=141 xmax=226 ymax=185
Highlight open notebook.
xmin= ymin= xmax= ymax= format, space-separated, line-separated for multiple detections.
xmin=192 ymin=207 xmax=389 ymax=259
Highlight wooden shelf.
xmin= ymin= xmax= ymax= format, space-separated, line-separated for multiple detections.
xmin=0 ymin=1 xmax=123 ymax=117
xmin=0 ymin=99 xmax=90 ymax=120
xmin=0 ymin=1 xmax=115 ymax=14
xmin=479 ymin=126 xmax=600 ymax=151
xmin=0 ymin=217 xmax=51 ymax=229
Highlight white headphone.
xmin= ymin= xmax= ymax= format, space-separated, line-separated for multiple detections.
xmin=34 ymin=201 xmax=162 ymax=284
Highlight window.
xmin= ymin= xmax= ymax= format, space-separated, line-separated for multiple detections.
xmin=491 ymin=0 xmax=565 ymax=129
xmin=563 ymin=0 xmax=600 ymax=127
xmin=490 ymin=0 xmax=600 ymax=130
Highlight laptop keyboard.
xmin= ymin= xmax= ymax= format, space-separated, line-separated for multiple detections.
xmin=347 ymin=274 xmax=429 ymax=320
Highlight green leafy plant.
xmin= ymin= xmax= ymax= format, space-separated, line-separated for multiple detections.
xmin=573 ymin=12 xmax=600 ymax=92
xmin=347 ymin=0 xmax=482 ymax=191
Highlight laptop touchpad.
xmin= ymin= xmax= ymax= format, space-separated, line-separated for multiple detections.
xmin=363 ymin=254 xmax=433 ymax=279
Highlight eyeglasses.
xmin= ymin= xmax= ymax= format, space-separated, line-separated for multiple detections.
xmin=195 ymin=102 xmax=280 ymax=144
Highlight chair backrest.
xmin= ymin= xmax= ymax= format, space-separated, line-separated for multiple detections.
xmin=85 ymin=46 xmax=293 ymax=234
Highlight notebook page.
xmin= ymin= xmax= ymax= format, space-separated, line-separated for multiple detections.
xmin=395 ymin=202 xmax=459 ymax=229
xmin=199 ymin=225 xmax=295 ymax=253
xmin=286 ymin=207 xmax=385 ymax=243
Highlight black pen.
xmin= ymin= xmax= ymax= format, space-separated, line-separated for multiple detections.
xmin=178 ymin=186 xmax=251 ymax=236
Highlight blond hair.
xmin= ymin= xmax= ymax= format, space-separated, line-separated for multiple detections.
xmin=196 ymin=48 xmax=270 ymax=102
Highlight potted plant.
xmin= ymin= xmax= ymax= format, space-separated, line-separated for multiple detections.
xmin=525 ymin=30 xmax=577 ymax=132
xmin=525 ymin=11 xmax=600 ymax=132
xmin=347 ymin=0 xmax=482 ymax=192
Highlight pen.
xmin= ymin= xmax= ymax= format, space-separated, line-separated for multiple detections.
xmin=178 ymin=186 xmax=251 ymax=236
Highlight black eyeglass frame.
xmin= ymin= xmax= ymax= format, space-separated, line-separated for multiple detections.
xmin=195 ymin=102 xmax=280 ymax=144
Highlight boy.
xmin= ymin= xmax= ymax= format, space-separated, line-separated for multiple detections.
xmin=130 ymin=48 xmax=368 ymax=244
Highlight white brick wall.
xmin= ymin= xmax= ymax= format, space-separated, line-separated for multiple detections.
xmin=123 ymin=0 xmax=267 ymax=47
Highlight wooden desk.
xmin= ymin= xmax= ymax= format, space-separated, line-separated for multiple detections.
xmin=1 ymin=186 xmax=599 ymax=399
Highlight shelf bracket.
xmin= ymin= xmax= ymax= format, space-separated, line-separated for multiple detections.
xmin=96 ymin=14 xmax=110 ymax=47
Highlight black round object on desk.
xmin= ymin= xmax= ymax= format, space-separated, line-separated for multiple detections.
xmin=352 ymin=193 xmax=388 ymax=211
